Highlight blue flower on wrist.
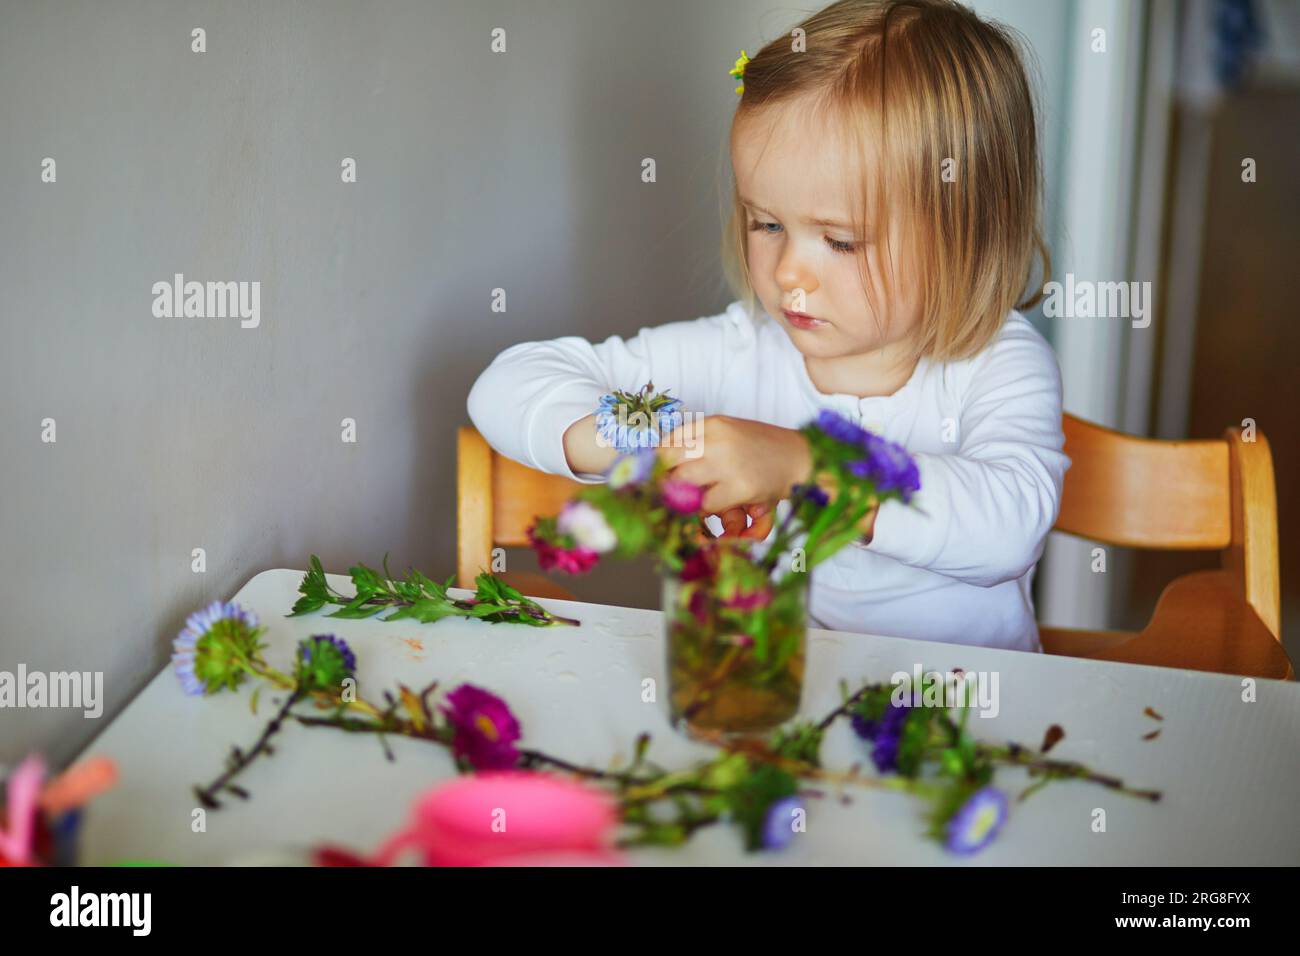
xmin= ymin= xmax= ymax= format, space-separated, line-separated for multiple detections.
xmin=595 ymin=382 xmax=685 ymax=452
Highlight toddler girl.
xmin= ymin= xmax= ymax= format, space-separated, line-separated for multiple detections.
xmin=468 ymin=0 xmax=1069 ymax=652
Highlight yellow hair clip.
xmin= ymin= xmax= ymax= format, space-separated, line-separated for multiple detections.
xmin=729 ymin=50 xmax=750 ymax=95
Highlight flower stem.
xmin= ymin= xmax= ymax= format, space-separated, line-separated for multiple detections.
xmin=980 ymin=744 xmax=1163 ymax=801
xmin=194 ymin=688 xmax=303 ymax=809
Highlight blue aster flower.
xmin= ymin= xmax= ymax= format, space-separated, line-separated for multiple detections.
xmin=762 ymin=796 xmax=804 ymax=850
xmin=944 ymin=786 xmax=1009 ymax=854
xmin=171 ymin=600 xmax=263 ymax=696
xmin=596 ymin=385 xmax=685 ymax=451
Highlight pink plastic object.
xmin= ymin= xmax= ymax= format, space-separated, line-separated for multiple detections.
xmin=0 ymin=753 xmax=46 ymax=865
xmin=370 ymin=771 xmax=623 ymax=867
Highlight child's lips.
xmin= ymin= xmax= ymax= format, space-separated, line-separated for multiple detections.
xmin=783 ymin=309 xmax=828 ymax=330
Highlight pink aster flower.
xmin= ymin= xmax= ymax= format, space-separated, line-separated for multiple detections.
xmin=440 ymin=684 xmax=522 ymax=771
xmin=722 ymin=587 xmax=772 ymax=611
xmin=679 ymin=549 xmax=716 ymax=583
xmin=661 ymin=479 xmax=704 ymax=514
xmin=688 ymin=588 xmax=710 ymax=625
xmin=527 ymin=523 xmax=600 ymax=574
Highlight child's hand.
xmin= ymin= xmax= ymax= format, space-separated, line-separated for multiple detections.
xmin=713 ymin=502 xmax=776 ymax=540
xmin=658 ymin=415 xmax=811 ymax=521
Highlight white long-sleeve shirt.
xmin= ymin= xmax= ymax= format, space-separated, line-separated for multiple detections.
xmin=467 ymin=299 xmax=1070 ymax=652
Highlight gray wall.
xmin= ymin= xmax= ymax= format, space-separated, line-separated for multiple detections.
xmin=0 ymin=0 xmax=1071 ymax=770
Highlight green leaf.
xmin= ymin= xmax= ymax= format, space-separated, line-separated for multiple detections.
xmin=325 ymin=597 xmax=387 ymax=620
xmin=703 ymin=753 xmax=750 ymax=791
xmin=940 ymin=748 xmax=965 ymax=777
xmin=770 ymin=722 xmax=824 ymax=766
xmin=384 ymin=599 xmax=461 ymax=625
xmin=725 ymin=764 xmax=798 ymax=852
xmin=290 ymin=555 xmax=332 ymax=616
xmin=348 ymin=563 xmax=386 ymax=600
xmin=288 ymin=594 xmax=327 ymax=617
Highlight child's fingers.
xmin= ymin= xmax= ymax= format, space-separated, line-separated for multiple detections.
xmin=740 ymin=508 xmax=775 ymax=540
xmin=717 ymin=506 xmax=747 ymax=537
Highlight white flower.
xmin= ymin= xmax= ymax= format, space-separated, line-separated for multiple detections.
xmin=556 ymin=501 xmax=617 ymax=553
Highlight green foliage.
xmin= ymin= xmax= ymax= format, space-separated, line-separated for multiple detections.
xmin=289 ymin=554 xmax=578 ymax=628
xmin=725 ymin=763 xmax=799 ymax=851
xmin=770 ymin=721 xmax=825 ymax=766
xmin=193 ymin=617 xmax=268 ymax=694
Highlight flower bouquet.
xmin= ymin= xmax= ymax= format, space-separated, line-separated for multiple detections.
xmin=529 ymin=405 xmax=922 ymax=736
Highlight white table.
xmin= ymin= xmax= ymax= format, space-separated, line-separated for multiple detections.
xmin=78 ymin=568 xmax=1300 ymax=865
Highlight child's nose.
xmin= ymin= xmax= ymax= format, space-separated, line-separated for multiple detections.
xmin=775 ymin=251 xmax=817 ymax=296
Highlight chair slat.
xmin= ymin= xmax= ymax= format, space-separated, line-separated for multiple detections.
xmin=492 ymin=456 xmax=585 ymax=547
xmin=1054 ymin=415 xmax=1231 ymax=549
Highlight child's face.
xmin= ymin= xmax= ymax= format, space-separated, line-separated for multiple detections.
xmin=730 ymin=99 xmax=922 ymax=364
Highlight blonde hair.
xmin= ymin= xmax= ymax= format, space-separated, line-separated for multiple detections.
xmin=721 ymin=0 xmax=1051 ymax=364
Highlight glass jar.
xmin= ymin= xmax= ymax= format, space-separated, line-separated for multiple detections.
xmin=662 ymin=572 xmax=807 ymax=737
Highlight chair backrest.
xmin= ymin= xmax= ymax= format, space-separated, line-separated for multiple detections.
xmin=457 ymin=415 xmax=1280 ymax=638
xmin=1054 ymin=414 xmax=1279 ymax=638
xmin=457 ymin=427 xmax=583 ymax=589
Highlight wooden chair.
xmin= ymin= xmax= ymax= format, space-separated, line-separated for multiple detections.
xmin=457 ymin=426 xmax=584 ymax=601
xmin=457 ymin=419 xmax=1292 ymax=678
xmin=1042 ymin=415 xmax=1290 ymax=679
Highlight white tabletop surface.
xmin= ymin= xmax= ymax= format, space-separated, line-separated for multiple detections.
xmin=77 ymin=568 xmax=1300 ymax=865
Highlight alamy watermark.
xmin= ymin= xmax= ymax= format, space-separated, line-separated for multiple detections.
xmin=595 ymin=405 xmax=705 ymax=459
xmin=890 ymin=665 xmax=999 ymax=718
xmin=1041 ymin=273 xmax=1152 ymax=328
xmin=152 ymin=273 xmax=260 ymax=328
xmin=50 ymin=886 xmax=151 ymax=935
xmin=0 ymin=665 xmax=103 ymax=718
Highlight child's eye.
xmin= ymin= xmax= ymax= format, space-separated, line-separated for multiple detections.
xmin=748 ymin=217 xmax=856 ymax=254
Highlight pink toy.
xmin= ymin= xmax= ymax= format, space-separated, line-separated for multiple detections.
xmin=0 ymin=753 xmax=46 ymax=865
xmin=369 ymin=771 xmax=623 ymax=867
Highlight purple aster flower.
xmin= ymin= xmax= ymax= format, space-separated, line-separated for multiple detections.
xmin=300 ymin=634 xmax=356 ymax=673
xmin=296 ymin=634 xmax=357 ymax=692
xmin=791 ymin=482 xmax=829 ymax=508
xmin=851 ymin=699 xmax=912 ymax=773
xmin=944 ymin=787 xmax=1009 ymax=854
xmin=815 ymin=409 xmax=871 ymax=447
xmin=848 ymin=434 xmax=921 ymax=502
xmin=440 ymin=683 xmax=522 ymax=771
xmin=850 ymin=712 xmax=877 ymax=739
xmin=171 ymin=600 xmax=261 ymax=696
xmin=762 ymin=796 xmax=805 ymax=850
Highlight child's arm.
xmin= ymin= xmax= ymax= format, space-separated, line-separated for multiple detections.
xmin=466 ymin=305 xmax=755 ymax=483
xmin=561 ymin=414 xmax=619 ymax=477
xmin=860 ymin=320 xmax=1070 ymax=588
